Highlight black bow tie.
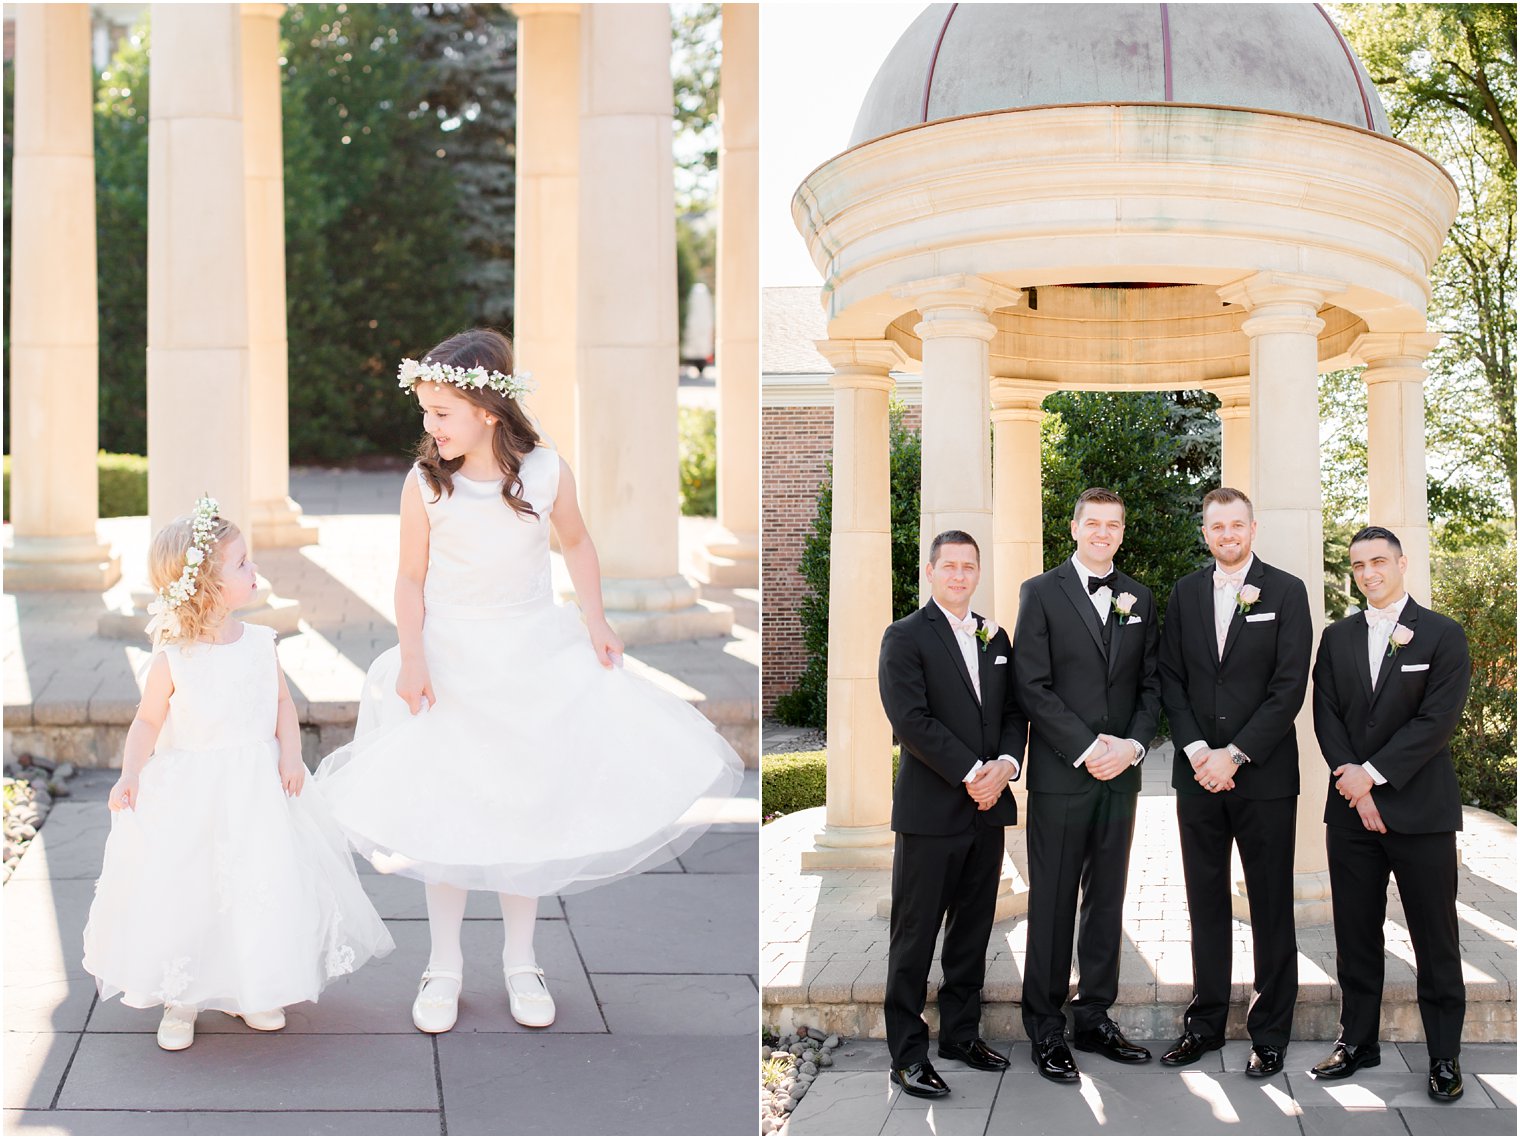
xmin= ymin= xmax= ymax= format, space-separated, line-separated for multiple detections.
xmin=1087 ymin=571 xmax=1118 ymax=595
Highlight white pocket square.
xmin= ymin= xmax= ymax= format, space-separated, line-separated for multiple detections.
xmin=994 ymin=655 xmax=1008 ymax=665
xmin=1401 ymin=663 xmax=1430 ymax=672
xmin=1244 ymin=612 xmax=1277 ymax=623
xmin=1126 ymin=615 xmax=1141 ymax=625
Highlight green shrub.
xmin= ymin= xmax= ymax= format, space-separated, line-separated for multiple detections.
xmin=679 ymin=405 xmax=717 ymax=517
xmin=762 ymin=747 xmax=900 ymax=820
xmin=2 ymin=452 xmax=147 ymax=522
xmin=1431 ymin=539 xmax=1517 ymax=821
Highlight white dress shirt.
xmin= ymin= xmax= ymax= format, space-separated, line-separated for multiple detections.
xmin=1066 ymin=556 xmax=1145 ymax=769
xmin=931 ymin=598 xmax=1021 ymax=784
xmin=1183 ymin=555 xmax=1255 ymax=766
xmin=1358 ymin=593 xmax=1409 ymax=787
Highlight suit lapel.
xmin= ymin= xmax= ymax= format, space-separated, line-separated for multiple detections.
xmin=1057 ymin=562 xmax=1107 ymax=657
xmin=1353 ymin=614 xmax=1376 ymax=706
xmin=1218 ymin=558 xmax=1263 ymax=665
xmin=926 ymin=601 xmax=980 ymax=704
xmin=1369 ymin=598 xmax=1420 ymax=709
xmin=1197 ymin=568 xmax=1222 ymax=667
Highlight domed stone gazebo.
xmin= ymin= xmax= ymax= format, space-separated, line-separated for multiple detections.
xmin=793 ymin=3 xmax=1458 ymax=920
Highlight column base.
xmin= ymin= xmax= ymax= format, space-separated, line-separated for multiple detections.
xmin=1232 ymin=868 xmax=1333 ymax=926
xmin=97 ymin=576 xmax=303 ymax=641
xmin=249 ymin=496 xmax=319 ymax=548
xmin=800 ymin=823 xmax=895 ymax=870
xmin=5 ymin=534 xmax=122 ymax=591
xmin=690 ymin=525 xmax=759 ymax=588
xmin=559 ymin=574 xmax=735 ymax=647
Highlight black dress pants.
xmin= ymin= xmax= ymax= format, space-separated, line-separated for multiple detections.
xmin=885 ymin=826 xmax=1005 ymax=1067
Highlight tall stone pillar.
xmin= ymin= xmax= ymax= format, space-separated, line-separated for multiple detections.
xmin=7 ymin=4 xmax=121 ymax=590
xmin=1220 ymin=270 xmax=1340 ymax=923
xmin=513 ymin=3 xmax=580 ymax=465
xmin=693 ymin=3 xmax=759 ymax=587
xmin=904 ymin=276 xmax=1021 ymax=617
xmin=990 ymin=379 xmax=1046 ymax=630
xmin=576 ymin=5 xmax=730 ymax=644
xmin=801 ymin=341 xmax=907 ymax=870
xmin=243 ymin=3 xmax=315 ymax=548
xmin=1213 ymin=379 xmax=1252 ymax=495
xmin=1351 ymin=332 xmax=1443 ymax=604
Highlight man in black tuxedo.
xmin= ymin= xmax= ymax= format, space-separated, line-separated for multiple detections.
xmin=877 ymin=530 xmax=1028 ymax=1098
xmin=1157 ymin=487 xmax=1312 ymax=1077
xmin=1310 ymin=526 xmax=1471 ymax=1102
xmin=1013 ymin=487 xmax=1160 ymax=1082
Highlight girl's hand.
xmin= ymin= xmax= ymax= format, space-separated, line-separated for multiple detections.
xmin=396 ymin=658 xmax=436 ymax=715
xmin=278 ymin=753 xmax=307 ymax=797
xmin=109 ymin=774 xmax=139 ymax=812
xmin=587 ymin=617 xmax=624 ymax=669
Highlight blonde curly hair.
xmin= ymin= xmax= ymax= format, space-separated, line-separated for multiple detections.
xmin=147 ymin=513 xmax=240 ymax=647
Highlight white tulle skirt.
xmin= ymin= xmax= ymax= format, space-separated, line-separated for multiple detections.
xmin=82 ymin=739 xmax=395 ymax=1013
xmin=314 ymin=598 xmax=744 ymax=895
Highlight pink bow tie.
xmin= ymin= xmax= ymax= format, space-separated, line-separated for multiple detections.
xmin=1213 ymin=570 xmax=1246 ymax=590
xmin=949 ymin=614 xmax=977 ymax=637
xmin=1366 ymin=602 xmax=1402 ymax=623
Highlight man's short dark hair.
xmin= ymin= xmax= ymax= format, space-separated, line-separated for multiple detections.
xmin=1350 ymin=525 xmax=1403 ymax=555
xmin=928 ymin=529 xmax=980 ymax=565
xmin=1073 ymin=487 xmax=1125 ymax=522
xmin=1201 ymin=486 xmax=1253 ymax=520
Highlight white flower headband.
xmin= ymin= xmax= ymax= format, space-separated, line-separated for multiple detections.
xmin=398 ymin=357 xmax=537 ymax=401
xmin=145 ymin=495 xmax=220 ymax=643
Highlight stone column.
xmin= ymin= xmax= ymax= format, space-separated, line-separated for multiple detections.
xmin=1219 ymin=270 xmax=1340 ymax=923
xmin=513 ymin=3 xmax=580 ymax=466
xmin=902 ymin=276 xmax=1021 ymax=617
xmin=801 ymin=341 xmax=907 ymax=870
xmin=6 ymin=4 xmax=121 ymax=590
xmin=1212 ymin=378 xmax=1252 ymax=495
xmin=243 ymin=3 xmax=315 ymax=548
xmin=693 ymin=3 xmax=759 ymax=587
xmin=576 ymin=5 xmax=730 ymax=645
xmin=1351 ymin=332 xmax=1443 ymax=604
xmin=990 ymin=379 xmax=1046 ymax=631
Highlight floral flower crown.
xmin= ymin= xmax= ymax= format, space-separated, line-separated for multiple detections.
xmin=397 ymin=357 xmax=537 ymax=401
xmin=145 ymin=495 xmax=220 ymax=643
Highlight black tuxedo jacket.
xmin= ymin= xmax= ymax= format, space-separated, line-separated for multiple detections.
xmin=1159 ymin=557 xmax=1312 ymax=799
xmin=878 ymin=601 xmax=1028 ymax=835
xmin=1012 ymin=561 xmax=1161 ymax=796
xmin=1312 ymin=598 xmax=1471 ymax=834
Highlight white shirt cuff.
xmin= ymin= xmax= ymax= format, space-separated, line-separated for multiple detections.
xmin=1183 ymin=740 xmax=1208 ymax=760
xmin=1128 ymin=739 xmax=1145 ymax=766
xmin=1075 ymin=736 xmax=1102 ymax=767
xmin=963 ymin=760 xmax=983 ymax=783
xmin=996 ymin=753 xmax=1021 ymax=781
xmin=1362 ymin=762 xmax=1387 ymax=786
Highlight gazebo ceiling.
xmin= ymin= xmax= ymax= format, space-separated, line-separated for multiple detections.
xmin=851 ymin=2 xmax=1390 ymax=148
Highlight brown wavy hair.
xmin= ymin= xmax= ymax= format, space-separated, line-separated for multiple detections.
xmin=147 ymin=514 xmax=240 ymax=647
xmin=409 ymin=329 xmax=543 ymax=520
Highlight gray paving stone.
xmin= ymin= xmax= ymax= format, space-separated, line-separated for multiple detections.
xmin=1297 ymin=1106 xmax=1409 ymax=1134
xmin=2 ymin=1032 xmax=81 ymax=1110
xmin=56 ymin=1033 xmax=438 ymax=1110
xmin=8 ymin=803 xmax=110 ymax=882
xmin=879 ymin=1105 xmax=994 ymax=1135
xmin=437 ymin=1032 xmax=755 ymax=1135
xmin=2 ymin=1108 xmax=441 ymax=1135
xmin=984 ymin=1071 xmax=1303 ymax=1134
xmin=785 ymin=1070 xmax=899 ymax=1136
xmin=1396 ymin=1106 xmax=1517 ymax=1133
xmin=563 ymin=871 xmax=757 ymax=974
xmin=1476 ymin=1071 xmax=1516 ymax=1107
xmin=818 ymin=1038 xmax=893 ymax=1072
xmin=677 ymin=830 xmax=756 ymax=874
xmin=3 ymin=973 xmax=97 ymax=1035
xmin=1285 ymin=1068 xmax=1498 ymax=1109
xmin=4 ymin=880 xmax=97 ymax=979
xmin=590 ymin=973 xmax=756 ymax=1035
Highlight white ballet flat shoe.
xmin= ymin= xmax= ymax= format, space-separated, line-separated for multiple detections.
xmin=157 ymin=1004 xmax=196 ymax=1051
xmin=235 ymin=1008 xmax=286 ymax=1031
xmin=412 ymin=968 xmax=463 ymax=1034
xmin=505 ymin=964 xmax=555 ymax=1028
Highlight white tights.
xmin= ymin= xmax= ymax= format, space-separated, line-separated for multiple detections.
xmin=423 ymin=883 xmax=538 ymax=974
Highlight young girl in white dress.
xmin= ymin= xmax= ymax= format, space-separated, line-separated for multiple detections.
xmin=82 ymin=500 xmax=393 ymax=1050
xmin=316 ymin=328 xmax=743 ymax=1033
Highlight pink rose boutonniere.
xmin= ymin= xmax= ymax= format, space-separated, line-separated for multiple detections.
xmin=1113 ymin=592 xmax=1138 ymax=621
xmin=1236 ymin=584 xmax=1261 ymax=615
xmin=1386 ymin=623 xmax=1414 ymax=657
xmin=975 ymin=618 xmax=998 ymax=652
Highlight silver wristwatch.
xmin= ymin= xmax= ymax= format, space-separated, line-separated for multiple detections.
xmin=1227 ymin=744 xmax=1248 ymax=766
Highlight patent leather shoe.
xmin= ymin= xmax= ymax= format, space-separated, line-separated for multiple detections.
xmin=1031 ymin=1033 xmax=1080 ymax=1083
xmin=1160 ymin=1031 xmax=1225 ymax=1067
xmin=937 ymin=1037 xmax=1010 ymax=1071
xmin=1427 ymin=1057 xmax=1463 ymax=1101
xmin=1310 ymin=1041 xmax=1380 ymax=1080
xmin=889 ymin=1060 xmax=950 ymax=1098
xmin=1072 ymin=1020 xmax=1152 ymax=1064
xmin=1247 ymin=1044 xmax=1284 ymax=1077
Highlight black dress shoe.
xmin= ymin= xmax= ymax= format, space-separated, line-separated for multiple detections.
xmin=1160 ymin=1031 xmax=1225 ymax=1067
xmin=1247 ymin=1044 xmax=1284 ymax=1077
xmin=1309 ymin=1041 xmax=1381 ymax=1080
xmin=889 ymin=1060 xmax=951 ymax=1099
xmin=1072 ymin=1020 xmax=1153 ymax=1064
xmin=1031 ymin=1033 xmax=1080 ymax=1083
xmin=937 ymin=1037 xmax=1010 ymax=1071
xmin=1428 ymin=1057 xmax=1463 ymax=1101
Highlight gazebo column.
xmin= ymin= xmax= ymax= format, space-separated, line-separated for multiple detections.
xmin=1220 ymin=270 xmax=1340 ymax=923
xmin=801 ymin=340 xmax=906 ymax=870
xmin=693 ymin=2 xmax=759 ymax=587
xmin=513 ymin=3 xmax=580 ymax=465
xmin=990 ymin=379 xmax=1046 ymax=630
xmin=6 ymin=4 xmax=120 ymax=590
xmin=243 ymin=3 xmax=315 ymax=548
xmin=903 ymin=276 xmax=1021 ymax=616
xmin=1212 ymin=379 xmax=1253 ymax=495
xmin=1352 ymin=332 xmax=1443 ymax=604
xmin=575 ymin=5 xmax=730 ymax=644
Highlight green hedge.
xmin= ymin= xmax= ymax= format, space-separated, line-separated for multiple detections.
xmin=679 ymin=405 xmax=717 ymax=517
xmin=2 ymin=452 xmax=148 ymax=522
xmin=762 ymin=748 xmax=901 ymax=820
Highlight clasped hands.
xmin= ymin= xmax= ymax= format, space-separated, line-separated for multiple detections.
xmin=1188 ymin=746 xmax=1237 ymax=794
xmin=1085 ymin=734 xmax=1137 ymax=782
xmin=1331 ymin=763 xmax=1387 ymax=834
xmin=965 ymin=759 xmax=1016 ymax=811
